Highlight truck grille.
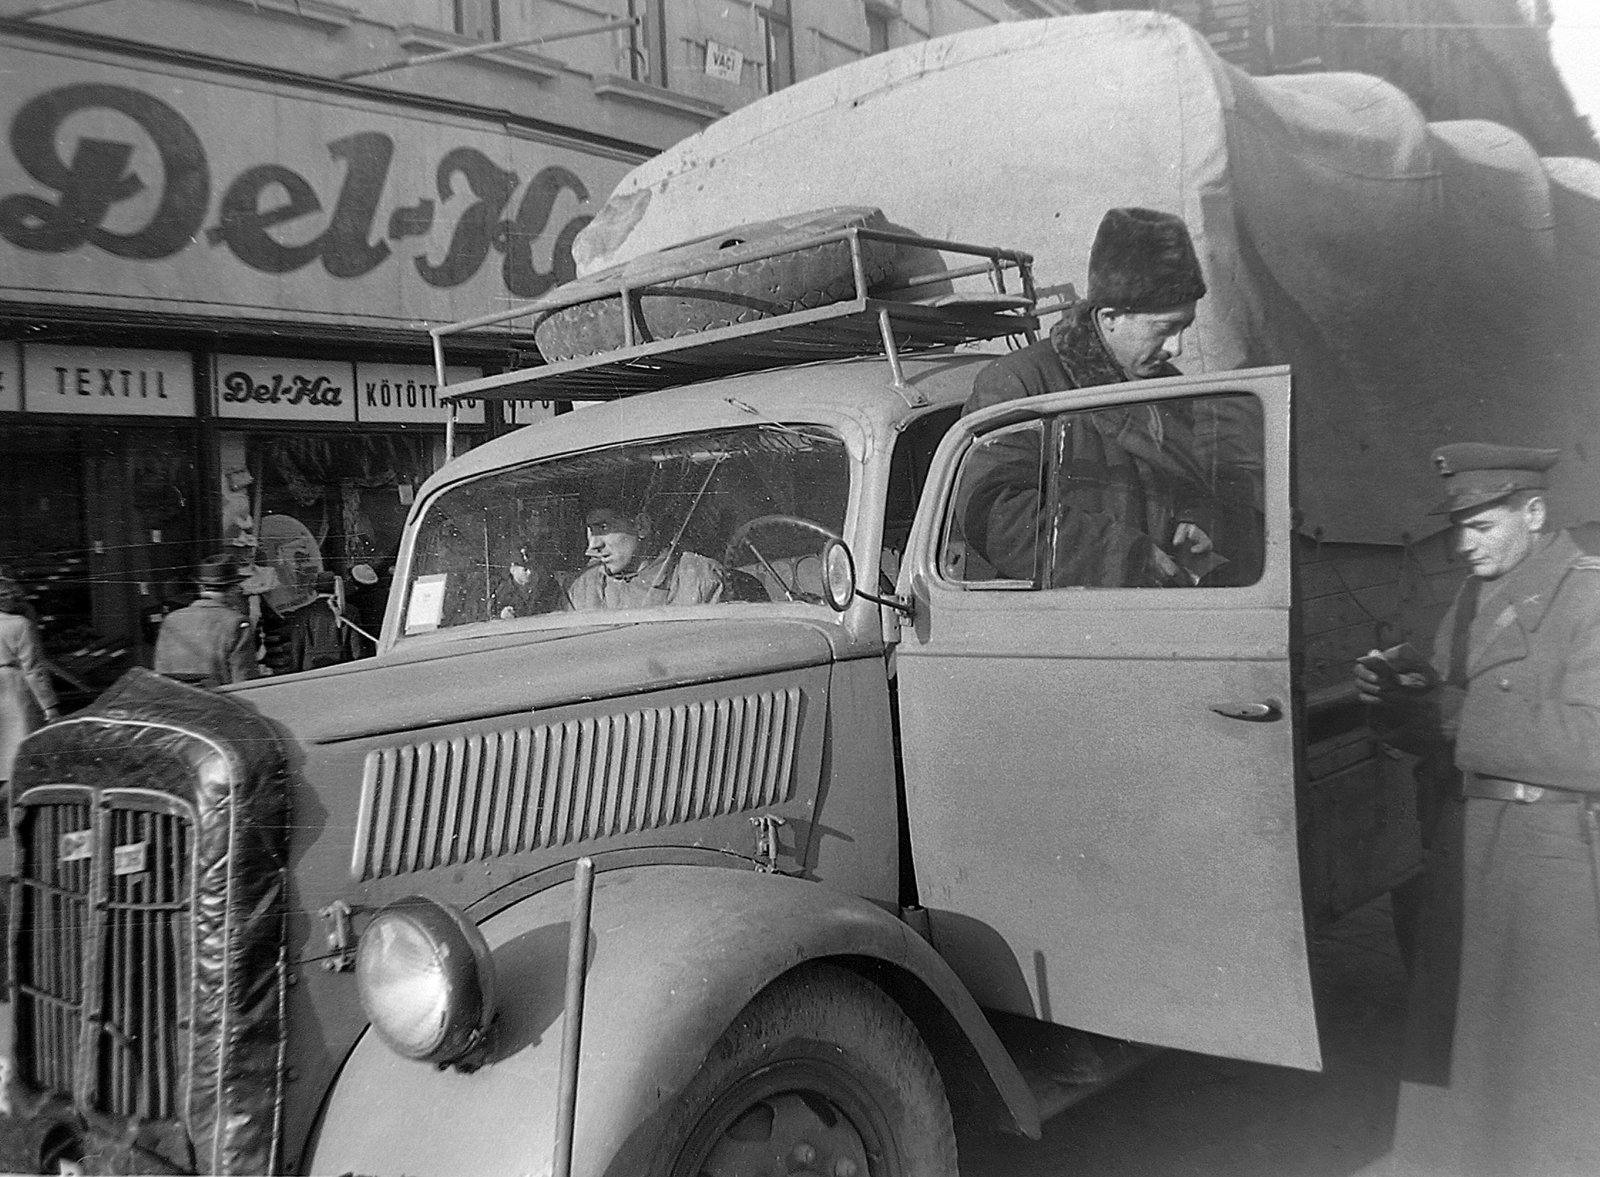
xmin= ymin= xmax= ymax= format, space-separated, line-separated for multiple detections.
xmin=353 ymin=688 xmax=803 ymax=880
xmin=12 ymin=787 xmax=194 ymax=1119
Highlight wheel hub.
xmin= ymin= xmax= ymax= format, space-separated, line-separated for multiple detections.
xmin=698 ymin=1091 xmax=870 ymax=1177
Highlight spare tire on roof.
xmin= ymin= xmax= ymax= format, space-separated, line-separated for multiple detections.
xmin=533 ymin=206 xmax=904 ymax=362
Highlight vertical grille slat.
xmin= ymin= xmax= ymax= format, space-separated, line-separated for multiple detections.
xmin=461 ymin=735 xmax=489 ymax=863
xmin=706 ymin=699 xmax=732 ymax=820
xmin=152 ymin=813 xmax=170 ymax=1117
xmin=595 ymin=717 xmax=624 ymax=841
xmin=15 ymin=794 xmax=192 ymax=1121
xmin=616 ymin=712 xmax=645 ymax=837
xmin=658 ymin=706 xmax=688 ymax=828
xmin=576 ymin=719 xmax=605 ymax=843
xmin=402 ymin=742 xmax=430 ymax=874
xmin=353 ymin=688 xmax=806 ymax=880
xmin=528 ymin=725 xmax=553 ymax=852
xmin=436 ymin=738 xmax=466 ymax=868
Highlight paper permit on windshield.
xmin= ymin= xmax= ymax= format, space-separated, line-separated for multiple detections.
xmin=406 ymin=574 xmax=447 ymax=632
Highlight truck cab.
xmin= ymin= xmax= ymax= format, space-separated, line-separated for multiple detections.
xmin=6 ymin=231 xmax=1363 ymax=1177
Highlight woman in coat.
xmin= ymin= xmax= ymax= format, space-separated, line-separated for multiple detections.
xmin=0 ymin=575 xmax=59 ymax=788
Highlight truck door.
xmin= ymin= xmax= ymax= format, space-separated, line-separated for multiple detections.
xmin=893 ymin=365 xmax=1319 ymax=1070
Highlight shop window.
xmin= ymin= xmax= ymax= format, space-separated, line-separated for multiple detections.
xmin=0 ymin=425 xmax=199 ymax=708
xmin=222 ymin=432 xmax=436 ymax=651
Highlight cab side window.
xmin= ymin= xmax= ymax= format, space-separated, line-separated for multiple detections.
xmin=941 ymin=392 xmax=1264 ymax=590
xmin=884 ymin=406 xmax=960 ymax=587
xmin=942 ymin=420 xmax=1046 ymax=586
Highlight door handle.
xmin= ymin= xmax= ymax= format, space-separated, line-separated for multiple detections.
xmin=1209 ymin=699 xmax=1283 ymax=722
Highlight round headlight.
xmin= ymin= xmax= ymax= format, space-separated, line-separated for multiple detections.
xmin=355 ymin=896 xmax=496 ymax=1066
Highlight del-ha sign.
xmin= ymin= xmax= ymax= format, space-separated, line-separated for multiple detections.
xmin=0 ymin=37 xmax=640 ymax=333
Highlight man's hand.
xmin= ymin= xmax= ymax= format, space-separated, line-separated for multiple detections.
xmin=1355 ymin=644 xmax=1439 ymax=706
xmin=1172 ymin=522 xmax=1212 ymax=555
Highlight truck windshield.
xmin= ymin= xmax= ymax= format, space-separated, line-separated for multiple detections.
xmin=401 ymin=424 xmax=851 ymax=633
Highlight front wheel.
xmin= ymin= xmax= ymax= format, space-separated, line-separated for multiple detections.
xmin=656 ymin=963 xmax=957 ymax=1177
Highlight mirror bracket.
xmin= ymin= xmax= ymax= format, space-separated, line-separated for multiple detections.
xmin=822 ymin=538 xmax=914 ymax=619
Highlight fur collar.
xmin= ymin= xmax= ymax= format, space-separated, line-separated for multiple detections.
xmin=1048 ymin=303 xmax=1180 ymax=388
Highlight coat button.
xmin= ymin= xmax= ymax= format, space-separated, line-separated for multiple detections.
xmin=1498 ymin=677 xmax=1512 ymax=690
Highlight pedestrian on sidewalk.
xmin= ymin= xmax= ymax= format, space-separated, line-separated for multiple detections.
xmin=0 ymin=572 xmax=58 ymax=788
xmin=154 ymin=554 xmax=261 ymax=689
xmin=1355 ymin=443 xmax=1600 ymax=1176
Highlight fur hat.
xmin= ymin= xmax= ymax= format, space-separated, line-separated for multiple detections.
xmin=1085 ymin=207 xmax=1207 ymax=311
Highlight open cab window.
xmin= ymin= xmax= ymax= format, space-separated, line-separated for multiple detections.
xmin=943 ymin=392 xmax=1264 ymax=590
xmin=399 ymin=425 xmax=851 ymax=634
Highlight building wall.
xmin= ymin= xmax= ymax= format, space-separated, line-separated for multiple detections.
xmin=23 ymin=0 xmax=1077 ymax=155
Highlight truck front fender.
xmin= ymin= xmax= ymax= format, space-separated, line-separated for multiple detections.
xmin=308 ymin=863 xmax=1038 ymax=1177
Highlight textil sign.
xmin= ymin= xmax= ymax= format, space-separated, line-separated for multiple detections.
xmin=0 ymin=35 xmax=640 ymax=333
xmin=23 ymin=344 xmax=195 ymax=416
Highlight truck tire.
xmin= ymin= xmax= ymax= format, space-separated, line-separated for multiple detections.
xmin=533 ymin=207 xmax=902 ymax=362
xmin=653 ymin=962 xmax=957 ymax=1177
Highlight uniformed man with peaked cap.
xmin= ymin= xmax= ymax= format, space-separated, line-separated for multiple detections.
xmin=1357 ymin=443 xmax=1600 ymax=1176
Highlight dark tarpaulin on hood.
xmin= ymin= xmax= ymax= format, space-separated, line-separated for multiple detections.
xmin=12 ymin=669 xmax=291 ymax=1175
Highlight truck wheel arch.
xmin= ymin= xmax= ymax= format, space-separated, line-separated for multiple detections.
xmin=307 ymin=864 xmax=1038 ymax=1177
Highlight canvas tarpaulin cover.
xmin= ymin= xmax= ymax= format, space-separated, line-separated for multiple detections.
xmin=571 ymin=11 xmax=1600 ymax=545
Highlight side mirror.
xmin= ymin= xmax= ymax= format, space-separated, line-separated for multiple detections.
xmin=821 ymin=539 xmax=857 ymax=612
xmin=821 ymin=538 xmax=913 ymax=619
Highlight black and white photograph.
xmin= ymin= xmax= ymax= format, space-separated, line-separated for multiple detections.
xmin=0 ymin=2 xmax=1597 ymax=1174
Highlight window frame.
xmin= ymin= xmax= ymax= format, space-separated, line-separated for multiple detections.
xmin=759 ymin=0 xmax=795 ymax=93
xmin=934 ymin=389 xmax=1271 ymax=595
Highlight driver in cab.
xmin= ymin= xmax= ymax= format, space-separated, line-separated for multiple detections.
xmin=566 ymin=499 xmax=726 ymax=611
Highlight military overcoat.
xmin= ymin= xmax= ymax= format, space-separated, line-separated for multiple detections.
xmin=1389 ymin=529 xmax=1600 ymax=1176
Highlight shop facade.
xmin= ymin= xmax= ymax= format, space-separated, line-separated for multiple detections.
xmin=0 ymin=26 xmax=643 ymax=697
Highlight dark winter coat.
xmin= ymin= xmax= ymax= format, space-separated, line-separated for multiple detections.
xmin=959 ymin=305 xmax=1257 ymax=587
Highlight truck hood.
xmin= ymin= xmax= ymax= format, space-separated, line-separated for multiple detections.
xmin=226 ymin=616 xmax=841 ymax=745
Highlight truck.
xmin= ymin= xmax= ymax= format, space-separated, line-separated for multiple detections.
xmin=6 ymin=11 xmax=1598 ymax=1176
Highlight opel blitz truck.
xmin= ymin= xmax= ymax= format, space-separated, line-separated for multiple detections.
xmin=7 ymin=11 xmax=1598 ymax=1177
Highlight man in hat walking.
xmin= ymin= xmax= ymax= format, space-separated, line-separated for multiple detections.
xmin=1356 ymin=444 xmax=1600 ymax=1176
xmin=154 ymin=554 xmax=261 ymax=688
xmin=961 ymin=207 xmax=1255 ymax=586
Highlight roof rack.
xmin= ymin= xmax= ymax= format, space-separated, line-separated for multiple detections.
xmin=430 ymin=225 xmax=1039 ymax=453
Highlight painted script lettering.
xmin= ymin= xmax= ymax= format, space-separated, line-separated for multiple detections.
xmin=2 ymin=82 xmax=598 ymax=292
xmin=221 ymin=370 xmax=343 ymax=407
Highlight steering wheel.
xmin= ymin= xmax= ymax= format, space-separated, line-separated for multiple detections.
xmin=723 ymin=514 xmax=843 ymax=603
